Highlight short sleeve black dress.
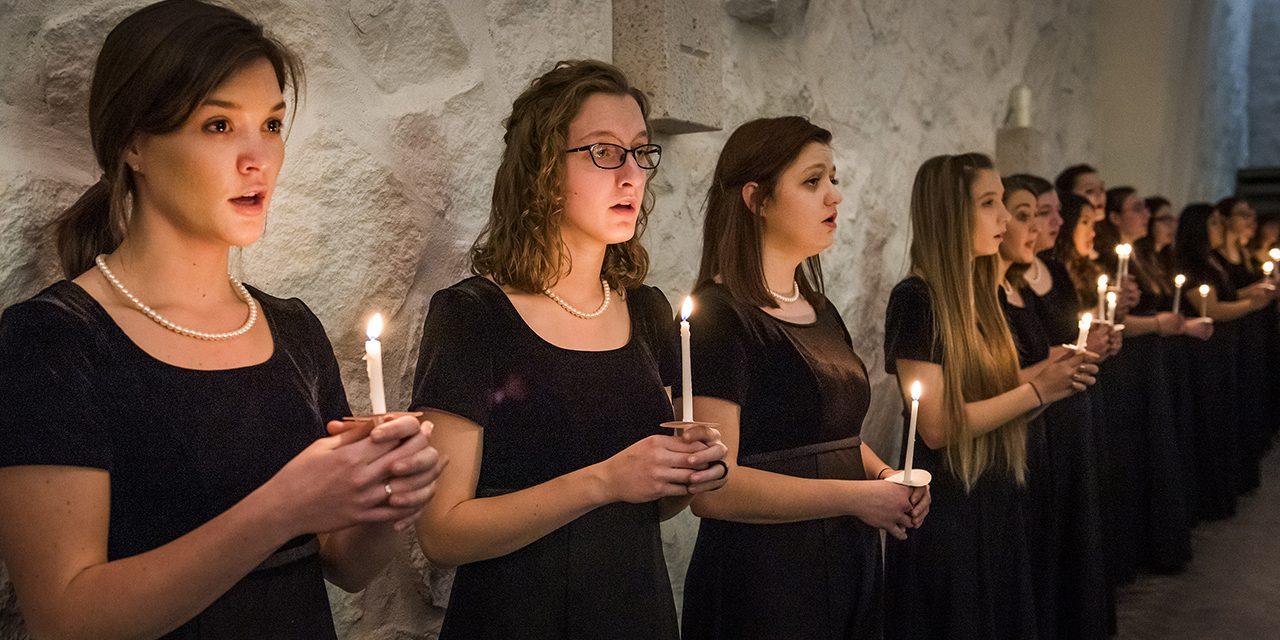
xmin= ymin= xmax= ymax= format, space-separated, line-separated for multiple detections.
xmin=677 ymin=283 xmax=880 ymax=640
xmin=409 ymin=276 xmax=680 ymax=640
xmin=0 ymin=281 xmax=347 ymax=639
xmin=882 ymin=277 xmax=1037 ymax=640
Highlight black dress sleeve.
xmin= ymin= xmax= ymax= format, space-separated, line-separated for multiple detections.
xmin=884 ymin=277 xmax=941 ymax=374
xmin=680 ymin=289 xmax=751 ymax=405
xmin=633 ymin=286 xmax=679 ymax=388
xmin=410 ymin=287 xmax=496 ymax=427
xmin=293 ymin=299 xmax=352 ymax=423
xmin=0 ymin=300 xmax=113 ymax=470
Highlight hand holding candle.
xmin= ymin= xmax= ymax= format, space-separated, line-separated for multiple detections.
xmin=1172 ymin=274 xmax=1186 ymax=315
xmin=365 ymin=313 xmax=387 ymax=415
xmin=680 ymin=296 xmax=694 ymax=423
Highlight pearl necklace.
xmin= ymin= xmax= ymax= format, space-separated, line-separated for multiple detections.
xmin=94 ymin=254 xmax=258 ymax=341
xmin=769 ymin=281 xmax=801 ymax=303
xmin=543 ymin=278 xmax=612 ymax=319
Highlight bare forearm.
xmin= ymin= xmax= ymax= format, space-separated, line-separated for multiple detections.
xmin=417 ymin=465 xmax=608 ymax=567
xmin=39 ymin=490 xmax=290 ymax=640
xmin=1209 ymin=299 xmax=1261 ymax=322
xmin=962 ymin=383 xmax=1042 ymax=436
xmin=691 ymin=465 xmax=853 ymax=524
xmin=1122 ymin=314 xmax=1160 ymax=337
xmin=659 ymin=495 xmax=693 ymax=520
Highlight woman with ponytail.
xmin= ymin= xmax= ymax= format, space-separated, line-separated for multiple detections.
xmin=0 ymin=2 xmax=443 ymax=638
xmin=883 ymin=153 xmax=1092 ymax=640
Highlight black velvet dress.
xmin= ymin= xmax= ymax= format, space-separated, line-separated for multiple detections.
xmin=1030 ymin=258 xmax=1110 ymax=640
xmin=1091 ymin=256 xmax=1190 ymax=583
xmin=679 ymin=283 xmax=881 ymax=640
xmin=1182 ymin=257 xmax=1243 ymax=520
xmin=1218 ymin=253 xmax=1272 ymax=492
xmin=999 ymin=286 xmax=1055 ymax=640
xmin=0 ymin=281 xmax=346 ymax=639
xmin=410 ymin=277 xmax=681 ymax=640
xmin=883 ymin=277 xmax=1037 ymax=640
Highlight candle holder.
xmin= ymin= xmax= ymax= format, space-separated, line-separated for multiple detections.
xmin=885 ymin=469 xmax=932 ymax=488
xmin=340 ymin=411 xmax=426 ymax=440
xmin=661 ymin=420 xmax=719 ymax=435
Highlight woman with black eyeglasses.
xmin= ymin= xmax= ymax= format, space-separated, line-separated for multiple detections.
xmin=409 ymin=60 xmax=727 ymax=640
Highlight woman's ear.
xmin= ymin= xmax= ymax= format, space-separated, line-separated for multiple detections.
xmin=741 ymin=182 xmax=761 ymax=216
xmin=123 ymin=138 xmax=145 ymax=175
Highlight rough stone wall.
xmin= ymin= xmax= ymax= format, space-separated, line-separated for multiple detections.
xmin=0 ymin=1 xmax=1095 ymax=638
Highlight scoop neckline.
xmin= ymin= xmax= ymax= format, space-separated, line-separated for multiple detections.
xmin=60 ymin=279 xmax=282 ymax=374
xmin=704 ymin=283 xmax=822 ymax=328
xmin=473 ymin=276 xmax=637 ymax=354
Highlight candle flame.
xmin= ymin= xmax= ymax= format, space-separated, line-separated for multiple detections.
xmin=910 ymin=380 xmax=922 ymax=401
xmin=1265 ymin=261 xmax=1275 ymax=276
xmin=366 ymin=313 xmax=384 ymax=341
xmin=680 ymin=296 xmax=694 ymax=321
xmin=1079 ymin=312 xmax=1093 ymax=329
xmin=1115 ymin=243 xmax=1131 ymax=258
xmin=1097 ymin=274 xmax=1108 ymax=288
xmin=1199 ymin=284 xmax=1210 ymax=296
xmin=1174 ymin=274 xmax=1186 ymax=287
xmin=1271 ymin=248 xmax=1280 ymax=262
xmin=1106 ymin=291 xmax=1117 ymax=304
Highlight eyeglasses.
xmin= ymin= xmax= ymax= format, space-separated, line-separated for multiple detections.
xmin=565 ymin=142 xmax=662 ymax=170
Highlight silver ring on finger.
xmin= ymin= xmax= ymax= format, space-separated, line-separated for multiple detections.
xmin=384 ymin=482 xmax=394 ymax=501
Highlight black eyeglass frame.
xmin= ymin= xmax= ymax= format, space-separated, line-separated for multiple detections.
xmin=565 ymin=142 xmax=663 ymax=170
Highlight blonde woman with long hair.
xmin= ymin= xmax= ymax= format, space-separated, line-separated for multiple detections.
xmin=882 ymin=153 xmax=1089 ymax=640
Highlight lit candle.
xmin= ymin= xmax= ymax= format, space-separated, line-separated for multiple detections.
xmin=1115 ymin=243 xmax=1132 ymax=282
xmin=1198 ymin=284 xmax=1211 ymax=319
xmin=1075 ymin=312 xmax=1093 ymax=351
xmin=365 ymin=313 xmax=387 ymax=415
xmin=1270 ymin=248 xmax=1280 ymax=263
xmin=1096 ymin=275 xmax=1108 ymax=318
xmin=1265 ymin=261 xmax=1275 ymax=283
xmin=1106 ymin=291 xmax=1118 ymax=324
xmin=903 ymin=380 xmax=922 ymax=483
xmin=680 ymin=296 xmax=694 ymax=422
xmin=1172 ymin=274 xmax=1186 ymax=315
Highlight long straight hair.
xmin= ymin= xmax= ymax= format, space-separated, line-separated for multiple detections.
xmin=696 ymin=116 xmax=830 ymax=309
xmin=909 ymin=153 xmax=1027 ymax=490
xmin=52 ymin=0 xmax=302 ymax=278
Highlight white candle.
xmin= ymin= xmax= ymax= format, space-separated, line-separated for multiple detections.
xmin=680 ymin=296 xmax=694 ymax=422
xmin=903 ymin=380 xmax=922 ymax=483
xmin=1115 ymin=243 xmax=1132 ymax=283
xmin=1198 ymin=284 xmax=1211 ymax=319
xmin=1265 ymin=261 xmax=1275 ymax=283
xmin=365 ymin=313 xmax=387 ymax=415
xmin=1075 ymin=312 xmax=1093 ymax=351
xmin=1172 ymin=274 xmax=1186 ymax=315
xmin=1270 ymin=248 xmax=1280 ymax=263
xmin=1106 ymin=291 xmax=1118 ymax=324
xmin=1009 ymin=85 xmax=1032 ymax=127
xmin=1096 ymin=275 xmax=1108 ymax=318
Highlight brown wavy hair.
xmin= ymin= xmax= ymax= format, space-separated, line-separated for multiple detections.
xmin=53 ymin=0 xmax=302 ymax=278
xmin=471 ymin=60 xmax=653 ymax=292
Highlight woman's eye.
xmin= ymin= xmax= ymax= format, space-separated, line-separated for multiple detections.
xmin=205 ymin=120 xmax=229 ymax=133
xmin=805 ymin=177 xmax=820 ymax=186
xmin=830 ymin=177 xmax=840 ymax=186
xmin=266 ymin=119 xmax=284 ymax=133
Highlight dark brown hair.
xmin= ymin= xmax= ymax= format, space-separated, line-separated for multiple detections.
xmin=999 ymin=175 xmax=1041 ymax=288
xmin=470 ymin=60 xmax=653 ymax=292
xmin=53 ymin=0 xmax=302 ymax=278
xmin=695 ymin=116 xmax=831 ymax=309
